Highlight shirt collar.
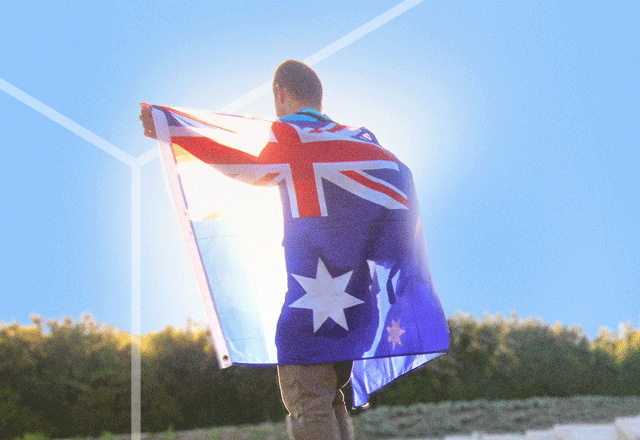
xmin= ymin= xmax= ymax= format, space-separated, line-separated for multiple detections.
xmin=278 ymin=107 xmax=332 ymax=123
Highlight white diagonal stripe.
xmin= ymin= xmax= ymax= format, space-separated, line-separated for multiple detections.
xmin=314 ymin=160 xmax=408 ymax=216
xmin=0 ymin=78 xmax=135 ymax=166
xmin=220 ymin=0 xmax=425 ymax=114
xmin=303 ymin=0 xmax=424 ymax=66
xmin=136 ymin=147 xmax=160 ymax=166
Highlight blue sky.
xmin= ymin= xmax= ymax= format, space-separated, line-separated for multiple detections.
xmin=1 ymin=1 xmax=638 ymax=339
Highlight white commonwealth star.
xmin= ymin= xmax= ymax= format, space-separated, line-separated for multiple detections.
xmin=289 ymin=258 xmax=365 ymax=332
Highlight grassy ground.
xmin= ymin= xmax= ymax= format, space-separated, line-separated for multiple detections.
xmin=356 ymin=395 xmax=640 ymax=439
xmin=50 ymin=395 xmax=640 ymax=440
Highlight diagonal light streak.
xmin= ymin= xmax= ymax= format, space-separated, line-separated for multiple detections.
xmin=303 ymin=0 xmax=424 ymax=66
xmin=136 ymin=146 xmax=160 ymax=166
xmin=0 ymin=78 xmax=135 ymax=166
xmin=0 ymin=1 xmax=425 ymax=438
xmin=220 ymin=0 xmax=424 ymax=114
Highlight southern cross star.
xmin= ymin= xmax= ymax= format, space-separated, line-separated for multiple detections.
xmin=289 ymin=258 xmax=364 ymax=332
xmin=387 ymin=319 xmax=406 ymax=350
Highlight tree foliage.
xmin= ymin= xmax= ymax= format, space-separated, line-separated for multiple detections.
xmin=0 ymin=315 xmax=131 ymax=438
xmin=140 ymin=323 xmax=284 ymax=431
xmin=1 ymin=312 xmax=638 ymax=438
xmin=369 ymin=312 xmax=636 ymax=406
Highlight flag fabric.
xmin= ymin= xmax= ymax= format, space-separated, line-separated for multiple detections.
xmin=149 ymin=104 xmax=449 ymax=406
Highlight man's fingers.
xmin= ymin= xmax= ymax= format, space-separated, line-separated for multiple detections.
xmin=140 ymin=108 xmax=151 ymax=120
xmin=143 ymin=126 xmax=156 ymax=138
xmin=140 ymin=107 xmax=157 ymax=138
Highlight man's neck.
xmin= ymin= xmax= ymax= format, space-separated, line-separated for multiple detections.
xmin=285 ymin=104 xmax=320 ymax=117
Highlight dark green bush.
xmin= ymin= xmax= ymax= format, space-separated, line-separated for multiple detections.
xmin=1 ymin=312 xmax=638 ymax=438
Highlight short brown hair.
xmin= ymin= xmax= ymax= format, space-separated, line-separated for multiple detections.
xmin=273 ymin=60 xmax=323 ymax=108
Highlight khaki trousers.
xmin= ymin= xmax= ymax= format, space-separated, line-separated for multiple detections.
xmin=277 ymin=362 xmax=355 ymax=440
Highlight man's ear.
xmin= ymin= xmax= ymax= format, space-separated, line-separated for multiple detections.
xmin=275 ymin=85 xmax=287 ymax=104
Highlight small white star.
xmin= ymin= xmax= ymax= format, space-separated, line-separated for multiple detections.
xmin=387 ymin=319 xmax=406 ymax=351
xmin=289 ymin=258 xmax=365 ymax=332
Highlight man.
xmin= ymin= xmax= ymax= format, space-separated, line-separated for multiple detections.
xmin=141 ymin=60 xmax=448 ymax=440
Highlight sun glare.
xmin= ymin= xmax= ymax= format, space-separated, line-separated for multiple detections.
xmin=175 ymin=136 xmax=286 ymax=362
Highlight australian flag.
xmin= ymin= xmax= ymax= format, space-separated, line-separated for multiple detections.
xmin=149 ymin=104 xmax=449 ymax=406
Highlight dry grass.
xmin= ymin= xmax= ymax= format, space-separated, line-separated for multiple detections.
xmin=50 ymin=395 xmax=640 ymax=440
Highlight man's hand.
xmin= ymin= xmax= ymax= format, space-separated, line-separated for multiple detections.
xmin=139 ymin=104 xmax=157 ymax=139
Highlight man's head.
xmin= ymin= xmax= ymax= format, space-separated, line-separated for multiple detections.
xmin=273 ymin=60 xmax=322 ymax=117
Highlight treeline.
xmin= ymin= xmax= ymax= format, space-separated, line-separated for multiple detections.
xmin=0 ymin=313 xmax=638 ymax=439
xmin=369 ymin=313 xmax=640 ymax=406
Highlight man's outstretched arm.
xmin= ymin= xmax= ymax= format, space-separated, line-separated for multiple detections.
xmin=139 ymin=104 xmax=286 ymax=187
